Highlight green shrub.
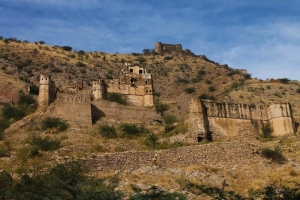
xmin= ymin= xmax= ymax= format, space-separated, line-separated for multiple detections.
xmin=29 ymin=85 xmax=39 ymax=95
xmin=99 ymin=124 xmax=117 ymax=138
xmin=30 ymin=136 xmax=61 ymax=151
xmin=184 ymin=87 xmax=195 ymax=94
xmin=176 ymin=78 xmax=189 ymax=84
xmin=231 ymin=82 xmax=239 ymax=90
xmin=0 ymin=118 xmax=10 ymax=135
xmin=61 ymin=46 xmax=72 ymax=51
xmin=154 ymin=102 xmax=169 ymax=116
xmin=163 ymin=114 xmax=177 ymax=132
xmin=164 ymin=56 xmax=173 ymax=60
xmin=1 ymin=104 xmax=26 ymax=121
xmin=208 ymin=86 xmax=215 ymax=91
xmin=18 ymin=94 xmax=36 ymax=107
xmin=296 ymin=88 xmax=300 ymax=93
xmin=120 ymin=123 xmax=142 ymax=137
xmin=0 ymin=144 xmax=10 ymax=157
xmin=279 ymin=78 xmax=290 ymax=84
xmin=261 ymin=147 xmax=286 ymax=164
xmin=261 ymin=124 xmax=273 ymax=138
xmin=107 ymin=93 xmax=127 ymax=105
xmin=146 ymin=133 xmax=158 ymax=149
xmin=129 ymin=186 xmax=186 ymax=200
xmin=205 ymin=80 xmax=212 ymax=84
xmin=197 ymin=70 xmax=206 ymax=76
xmin=243 ymin=73 xmax=252 ymax=79
xmin=76 ymin=61 xmax=86 ymax=67
xmin=41 ymin=117 xmax=69 ymax=132
xmin=199 ymin=93 xmax=209 ymax=99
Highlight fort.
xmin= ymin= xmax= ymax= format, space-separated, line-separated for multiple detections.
xmin=38 ymin=64 xmax=296 ymax=139
xmin=38 ymin=65 xmax=158 ymax=127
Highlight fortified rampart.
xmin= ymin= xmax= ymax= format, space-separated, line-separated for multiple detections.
xmin=154 ymin=42 xmax=183 ymax=55
xmin=51 ymin=91 xmax=92 ymax=127
xmin=37 ymin=74 xmax=56 ymax=106
xmin=188 ymin=99 xmax=295 ymax=140
xmin=86 ymin=140 xmax=261 ymax=172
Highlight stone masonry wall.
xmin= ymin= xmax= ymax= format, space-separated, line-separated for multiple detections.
xmin=189 ymin=100 xmax=295 ymax=139
xmin=87 ymin=140 xmax=261 ymax=172
xmin=51 ymin=91 xmax=92 ymax=127
xmin=92 ymin=100 xmax=162 ymax=126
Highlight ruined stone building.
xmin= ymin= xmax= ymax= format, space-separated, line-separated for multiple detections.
xmin=38 ymin=65 xmax=156 ymax=127
xmin=104 ymin=65 xmax=154 ymax=107
xmin=154 ymin=42 xmax=183 ymax=55
xmin=188 ymin=99 xmax=295 ymax=140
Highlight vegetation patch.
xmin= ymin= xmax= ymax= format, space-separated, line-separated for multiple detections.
xmin=30 ymin=136 xmax=61 ymax=151
xmin=107 ymin=93 xmax=127 ymax=105
xmin=261 ymin=146 xmax=286 ymax=164
xmin=41 ymin=117 xmax=69 ymax=132
xmin=99 ymin=124 xmax=117 ymax=138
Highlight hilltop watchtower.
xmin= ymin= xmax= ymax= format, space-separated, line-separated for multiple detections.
xmin=154 ymin=42 xmax=183 ymax=55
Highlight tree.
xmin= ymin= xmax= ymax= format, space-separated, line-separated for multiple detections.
xmin=261 ymin=124 xmax=273 ymax=138
xmin=38 ymin=41 xmax=45 ymax=44
xmin=147 ymin=133 xmax=158 ymax=149
xmin=61 ymin=46 xmax=72 ymax=51
xmin=154 ymin=102 xmax=169 ymax=116
xmin=142 ymin=49 xmax=151 ymax=55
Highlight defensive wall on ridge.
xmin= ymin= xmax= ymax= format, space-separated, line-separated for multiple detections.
xmin=188 ymin=99 xmax=295 ymax=140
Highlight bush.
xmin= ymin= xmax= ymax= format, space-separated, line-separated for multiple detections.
xmin=296 ymin=88 xmax=300 ymax=93
xmin=29 ymin=85 xmax=39 ymax=95
xmin=120 ymin=123 xmax=142 ymax=137
xmin=197 ymin=70 xmax=206 ymax=76
xmin=261 ymin=124 xmax=273 ymax=138
xmin=261 ymin=147 xmax=286 ymax=164
xmin=231 ymin=82 xmax=239 ymax=90
xmin=279 ymin=78 xmax=290 ymax=84
xmin=163 ymin=114 xmax=177 ymax=132
xmin=1 ymin=104 xmax=26 ymax=121
xmin=129 ymin=186 xmax=186 ymax=200
xmin=99 ymin=124 xmax=117 ymax=138
xmin=164 ymin=56 xmax=173 ymax=60
xmin=0 ymin=144 xmax=10 ymax=157
xmin=243 ymin=73 xmax=251 ymax=79
xmin=76 ymin=61 xmax=86 ymax=67
xmin=154 ymin=102 xmax=169 ymax=116
xmin=30 ymin=136 xmax=61 ymax=151
xmin=61 ymin=46 xmax=72 ymax=51
xmin=184 ymin=87 xmax=195 ymax=94
xmin=107 ymin=93 xmax=127 ymax=105
xmin=199 ymin=93 xmax=209 ymax=99
xmin=208 ymin=86 xmax=215 ymax=92
xmin=41 ymin=117 xmax=69 ymax=132
xmin=18 ymin=94 xmax=36 ymax=107
xmin=176 ymin=78 xmax=189 ymax=84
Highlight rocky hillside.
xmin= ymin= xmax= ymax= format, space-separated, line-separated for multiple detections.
xmin=1 ymin=39 xmax=300 ymax=199
xmin=1 ymin=39 xmax=300 ymax=122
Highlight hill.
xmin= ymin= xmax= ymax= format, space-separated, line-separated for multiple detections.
xmin=1 ymin=39 xmax=300 ymax=199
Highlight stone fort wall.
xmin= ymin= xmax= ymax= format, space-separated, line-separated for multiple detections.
xmin=91 ymin=100 xmax=162 ymax=126
xmin=51 ymin=91 xmax=92 ymax=127
xmin=188 ymin=99 xmax=295 ymax=140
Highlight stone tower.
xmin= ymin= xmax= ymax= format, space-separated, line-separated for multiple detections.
xmin=38 ymin=74 xmax=56 ymax=106
xmin=92 ymin=79 xmax=104 ymax=100
xmin=154 ymin=42 xmax=163 ymax=55
xmin=188 ymin=99 xmax=210 ymax=141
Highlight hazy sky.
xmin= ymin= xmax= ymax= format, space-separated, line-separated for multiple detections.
xmin=1 ymin=0 xmax=300 ymax=80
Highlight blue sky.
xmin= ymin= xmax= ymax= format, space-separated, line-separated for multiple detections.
xmin=1 ymin=0 xmax=300 ymax=80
